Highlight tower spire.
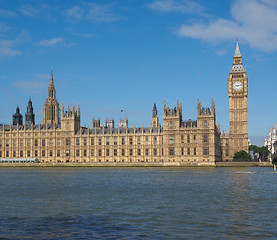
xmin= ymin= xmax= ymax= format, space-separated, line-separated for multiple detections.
xmin=234 ymin=34 xmax=242 ymax=58
xmin=43 ymin=68 xmax=60 ymax=124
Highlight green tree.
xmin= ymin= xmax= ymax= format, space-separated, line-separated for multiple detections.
xmin=249 ymin=145 xmax=270 ymax=161
xmin=233 ymin=150 xmax=252 ymax=161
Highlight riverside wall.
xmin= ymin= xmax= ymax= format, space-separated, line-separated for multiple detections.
xmin=0 ymin=162 xmax=272 ymax=167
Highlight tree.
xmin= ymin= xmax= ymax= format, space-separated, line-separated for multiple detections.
xmin=233 ymin=150 xmax=252 ymax=161
xmin=249 ymin=145 xmax=270 ymax=161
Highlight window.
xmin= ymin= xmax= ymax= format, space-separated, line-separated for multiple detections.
xmin=169 ymin=147 xmax=174 ymax=156
xmin=204 ymin=120 xmax=208 ymax=127
xmin=49 ymin=139 xmax=53 ymax=147
xmin=203 ymin=147 xmax=209 ymax=155
xmin=106 ymin=149 xmax=109 ymax=156
xmin=145 ymin=148 xmax=149 ymax=156
xmin=181 ymin=148 xmax=184 ymax=155
xmin=35 ymin=139 xmax=38 ymax=147
xmin=42 ymin=139 xmax=45 ymax=147
xmin=35 ymin=150 xmax=38 ymax=157
xmin=129 ymin=137 xmax=133 ymax=145
xmin=6 ymin=140 xmax=9 ymax=147
xmin=226 ymin=139 xmax=229 ymax=146
xmin=66 ymin=122 xmax=70 ymax=129
xmin=181 ymin=135 xmax=184 ymax=143
xmin=154 ymin=137 xmax=157 ymax=145
xmin=169 ymin=121 xmax=173 ymax=128
xmin=49 ymin=150 xmax=53 ymax=157
xmin=76 ymin=139 xmax=80 ymax=146
xmin=91 ymin=149 xmax=94 ymax=157
xmin=27 ymin=139 xmax=31 ymax=147
xmin=194 ymin=147 xmax=196 ymax=155
xmin=66 ymin=150 xmax=70 ymax=156
xmin=114 ymin=149 xmax=117 ymax=156
xmin=203 ymin=135 xmax=209 ymax=143
xmin=194 ymin=135 xmax=196 ymax=143
xmin=145 ymin=137 xmax=149 ymax=144
xmin=98 ymin=138 xmax=102 ymax=146
xmin=13 ymin=151 xmax=16 ymax=157
xmin=137 ymin=137 xmax=141 ymax=145
xmin=0 ymin=151 xmax=2 ymax=157
xmin=66 ymin=138 xmax=70 ymax=146
xmin=226 ymin=150 xmax=229 ymax=157
xmin=13 ymin=140 xmax=16 ymax=147
xmin=42 ymin=150 xmax=45 ymax=157
xmin=76 ymin=150 xmax=80 ymax=156
xmin=187 ymin=135 xmax=190 ymax=144
xmin=84 ymin=139 xmax=87 ymax=146
xmin=20 ymin=140 xmax=23 ymax=147
xmin=187 ymin=147 xmax=190 ymax=155
xmin=137 ymin=149 xmax=141 ymax=156
xmin=6 ymin=151 xmax=9 ymax=157
xmin=122 ymin=149 xmax=125 ymax=156
xmin=154 ymin=148 xmax=157 ymax=156
xmin=169 ymin=136 xmax=175 ymax=144
xmin=114 ymin=137 xmax=117 ymax=145
xmin=121 ymin=137 xmax=125 ymax=145
xmin=129 ymin=149 xmax=133 ymax=156
xmin=0 ymin=140 xmax=2 ymax=147
xmin=57 ymin=139 xmax=61 ymax=146
xmin=20 ymin=150 xmax=23 ymax=157
xmin=84 ymin=149 xmax=87 ymax=157
xmin=91 ymin=138 xmax=94 ymax=146
xmin=57 ymin=150 xmax=60 ymax=157
xmin=106 ymin=137 xmax=109 ymax=145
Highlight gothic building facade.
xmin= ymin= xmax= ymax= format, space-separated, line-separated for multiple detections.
xmin=0 ymin=40 xmax=249 ymax=164
xmin=264 ymin=123 xmax=277 ymax=155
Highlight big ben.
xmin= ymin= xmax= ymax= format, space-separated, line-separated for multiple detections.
xmin=228 ymin=37 xmax=249 ymax=156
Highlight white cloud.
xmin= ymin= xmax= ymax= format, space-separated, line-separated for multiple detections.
xmin=20 ymin=5 xmax=38 ymax=17
xmin=177 ymin=0 xmax=277 ymax=52
xmin=0 ymin=40 xmax=22 ymax=58
xmin=148 ymin=0 xmax=204 ymax=14
xmin=64 ymin=3 xmax=117 ymax=22
xmin=0 ymin=9 xmax=17 ymax=17
xmin=37 ymin=38 xmax=65 ymax=47
xmin=13 ymin=77 xmax=49 ymax=94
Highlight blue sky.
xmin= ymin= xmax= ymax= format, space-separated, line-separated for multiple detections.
xmin=1 ymin=0 xmax=277 ymax=146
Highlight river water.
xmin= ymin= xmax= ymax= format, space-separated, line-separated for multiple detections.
xmin=1 ymin=167 xmax=277 ymax=239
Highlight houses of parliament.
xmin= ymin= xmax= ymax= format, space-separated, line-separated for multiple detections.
xmin=0 ymin=40 xmax=249 ymax=165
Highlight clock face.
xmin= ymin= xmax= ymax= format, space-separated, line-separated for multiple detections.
xmin=233 ymin=81 xmax=243 ymax=91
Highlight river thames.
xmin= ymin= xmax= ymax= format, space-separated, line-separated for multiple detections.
xmin=1 ymin=167 xmax=277 ymax=239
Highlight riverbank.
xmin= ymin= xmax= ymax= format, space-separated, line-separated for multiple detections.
xmin=0 ymin=161 xmax=272 ymax=167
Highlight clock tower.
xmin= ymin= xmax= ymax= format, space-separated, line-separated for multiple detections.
xmin=228 ymin=37 xmax=249 ymax=156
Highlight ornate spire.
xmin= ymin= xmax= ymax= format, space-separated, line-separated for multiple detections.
xmin=234 ymin=34 xmax=242 ymax=58
xmin=152 ymin=103 xmax=157 ymax=118
xmin=43 ymin=68 xmax=60 ymax=124
xmin=50 ymin=68 xmax=53 ymax=84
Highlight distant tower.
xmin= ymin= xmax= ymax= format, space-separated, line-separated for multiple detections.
xmin=61 ymin=104 xmax=80 ymax=132
xmin=151 ymin=103 xmax=159 ymax=127
xmin=25 ymin=98 xmax=35 ymax=125
xmin=228 ymin=37 xmax=248 ymax=156
xmin=42 ymin=69 xmax=60 ymax=124
xmin=13 ymin=106 xmax=23 ymax=125
xmin=118 ymin=117 xmax=128 ymax=128
xmin=105 ymin=118 xmax=114 ymax=128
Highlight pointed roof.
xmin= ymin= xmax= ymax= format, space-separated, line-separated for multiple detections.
xmin=234 ymin=35 xmax=242 ymax=57
xmin=152 ymin=103 xmax=157 ymax=117
xmin=50 ymin=68 xmax=54 ymax=85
